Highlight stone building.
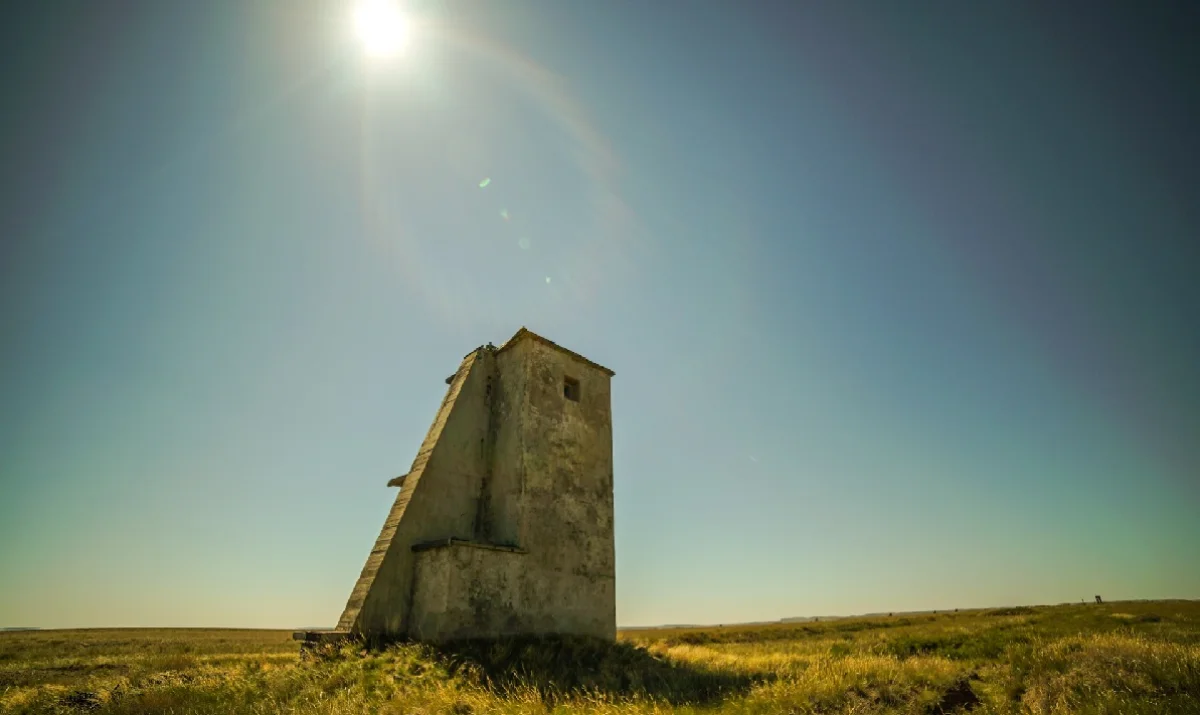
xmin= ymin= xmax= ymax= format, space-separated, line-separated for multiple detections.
xmin=299 ymin=327 xmax=616 ymax=644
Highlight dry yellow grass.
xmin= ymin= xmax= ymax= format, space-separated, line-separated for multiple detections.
xmin=2 ymin=600 xmax=1198 ymax=713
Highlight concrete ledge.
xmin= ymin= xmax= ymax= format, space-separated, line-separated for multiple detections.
xmin=292 ymin=630 xmax=351 ymax=645
xmin=411 ymin=537 xmax=527 ymax=554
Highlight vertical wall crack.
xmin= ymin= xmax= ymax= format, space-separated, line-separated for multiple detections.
xmin=473 ymin=350 xmax=498 ymax=541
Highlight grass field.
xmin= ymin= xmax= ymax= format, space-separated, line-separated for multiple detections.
xmin=3 ymin=600 xmax=1198 ymax=714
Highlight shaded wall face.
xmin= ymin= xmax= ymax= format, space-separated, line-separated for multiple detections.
xmin=409 ymin=543 xmax=614 ymax=642
xmin=422 ymin=351 xmax=495 ymax=542
xmin=409 ymin=545 xmax=526 ymax=642
xmin=485 ymin=341 xmax=531 ymax=546
xmin=518 ymin=341 xmax=614 ymax=573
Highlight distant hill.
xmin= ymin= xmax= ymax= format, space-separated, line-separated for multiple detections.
xmin=627 ymin=604 xmax=1067 ymax=630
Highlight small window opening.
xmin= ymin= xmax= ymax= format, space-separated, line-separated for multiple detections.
xmin=563 ymin=376 xmax=581 ymax=402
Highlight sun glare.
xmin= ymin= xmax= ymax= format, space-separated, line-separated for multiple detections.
xmin=354 ymin=0 xmax=409 ymax=58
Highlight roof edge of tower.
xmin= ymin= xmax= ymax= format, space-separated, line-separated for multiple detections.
xmin=495 ymin=327 xmax=615 ymax=377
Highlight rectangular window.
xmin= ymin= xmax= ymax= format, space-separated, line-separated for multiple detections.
xmin=563 ymin=376 xmax=581 ymax=402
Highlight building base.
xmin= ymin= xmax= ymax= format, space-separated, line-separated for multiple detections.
xmin=292 ymin=630 xmax=351 ymax=651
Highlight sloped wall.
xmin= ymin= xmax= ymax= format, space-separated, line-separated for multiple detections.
xmin=337 ymin=349 xmax=496 ymax=637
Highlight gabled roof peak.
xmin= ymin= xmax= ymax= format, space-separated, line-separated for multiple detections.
xmin=495 ymin=327 xmax=615 ymax=377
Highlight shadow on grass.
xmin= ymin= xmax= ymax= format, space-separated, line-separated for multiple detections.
xmin=428 ymin=635 xmax=769 ymax=705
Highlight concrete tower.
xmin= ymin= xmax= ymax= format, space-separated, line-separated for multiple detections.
xmin=309 ymin=328 xmax=615 ymax=644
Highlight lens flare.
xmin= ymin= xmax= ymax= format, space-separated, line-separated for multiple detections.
xmin=354 ymin=0 xmax=409 ymax=58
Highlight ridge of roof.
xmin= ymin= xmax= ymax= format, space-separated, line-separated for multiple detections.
xmin=495 ymin=326 xmax=615 ymax=377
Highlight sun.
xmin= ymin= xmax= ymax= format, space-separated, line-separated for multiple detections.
xmin=354 ymin=0 xmax=410 ymax=58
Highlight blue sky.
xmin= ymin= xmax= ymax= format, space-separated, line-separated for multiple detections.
xmin=2 ymin=1 xmax=1197 ymax=629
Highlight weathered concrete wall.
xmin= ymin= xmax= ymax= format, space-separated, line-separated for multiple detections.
xmin=337 ymin=349 xmax=496 ymax=637
xmin=408 ymin=540 xmax=613 ymax=642
xmin=513 ymin=338 xmax=616 ymax=640
xmin=408 ymin=542 xmax=527 ymax=642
